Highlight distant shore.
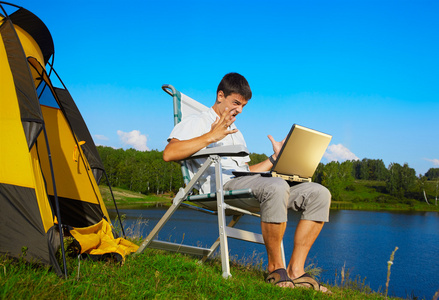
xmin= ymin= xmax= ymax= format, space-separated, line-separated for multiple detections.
xmin=101 ymin=186 xmax=439 ymax=213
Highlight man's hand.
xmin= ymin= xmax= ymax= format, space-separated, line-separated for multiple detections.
xmin=163 ymin=107 xmax=238 ymax=162
xmin=268 ymin=135 xmax=286 ymax=160
xmin=208 ymin=107 xmax=238 ymax=143
xmin=248 ymin=134 xmax=286 ymax=172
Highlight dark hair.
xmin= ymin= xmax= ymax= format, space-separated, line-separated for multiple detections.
xmin=217 ymin=72 xmax=252 ymax=100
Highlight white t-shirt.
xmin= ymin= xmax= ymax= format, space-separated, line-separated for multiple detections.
xmin=168 ymin=107 xmax=250 ymax=193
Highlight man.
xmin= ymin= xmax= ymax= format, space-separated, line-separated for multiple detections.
xmin=163 ymin=73 xmax=331 ymax=291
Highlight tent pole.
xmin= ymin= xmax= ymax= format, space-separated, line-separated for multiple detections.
xmin=104 ymin=170 xmax=125 ymax=238
xmin=0 ymin=2 xmax=22 ymax=16
xmin=42 ymin=125 xmax=68 ymax=279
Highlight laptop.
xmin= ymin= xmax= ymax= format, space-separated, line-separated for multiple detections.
xmin=233 ymin=124 xmax=332 ymax=182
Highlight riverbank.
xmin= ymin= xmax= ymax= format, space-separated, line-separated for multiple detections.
xmin=100 ymin=186 xmax=171 ymax=209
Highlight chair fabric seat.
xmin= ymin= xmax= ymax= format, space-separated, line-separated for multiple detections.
xmin=187 ymin=188 xmax=260 ymax=213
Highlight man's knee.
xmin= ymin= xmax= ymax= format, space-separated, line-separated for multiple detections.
xmin=315 ymin=184 xmax=331 ymax=206
xmin=261 ymin=178 xmax=290 ymax=200
xmin=256 ymin=178 xmax=290 ymax=223
xmin=289 ymin=182 xmax=331 ymax=222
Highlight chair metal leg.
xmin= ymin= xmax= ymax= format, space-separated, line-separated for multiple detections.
xmin=135 ymin=202 xmax=180 ymax=253
xmin=136 ymin=157 xmax=215 ymax=254
xmin=280 ymin=241 xmax=286 ymax=267
xmin=201 ymin=215 xmax=242 ymax=263
xmin=213 ymin=156 xmax=232 ymax=278
xmin=217 ymin=202 xmax=231 ymax=278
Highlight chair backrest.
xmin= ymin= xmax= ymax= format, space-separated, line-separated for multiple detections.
xmin=162 ymin=84 xmax=209 ymax=185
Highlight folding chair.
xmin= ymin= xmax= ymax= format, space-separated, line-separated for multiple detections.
xmin=136 ymin=84 xmax=285 ymax=278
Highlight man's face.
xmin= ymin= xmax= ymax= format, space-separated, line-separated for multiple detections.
xmin=215 ymin=91 xmax=248 ymax=117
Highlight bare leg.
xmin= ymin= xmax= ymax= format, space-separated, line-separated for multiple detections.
xmin=261 ymin=221 xmax=294 ymax=288
xmin=287 ymin=219 xmax=329 ymax=292
xmin=286 ymin=219 xmax=323 ymax=278
xmin=261 ymin=222 xmax=286 ymax=272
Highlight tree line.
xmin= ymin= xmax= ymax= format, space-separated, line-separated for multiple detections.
xmin=97 ymin=146 xmax=438 ymax=202
xmin=97 ymin=146 xmax=182 ymax=195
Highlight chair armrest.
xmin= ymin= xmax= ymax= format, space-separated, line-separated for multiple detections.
xmin=189 ymin=145 xmax=249 ymax=159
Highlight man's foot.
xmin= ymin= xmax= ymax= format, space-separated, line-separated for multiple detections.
xmin=266 ymin=268 xmax=295 ymax=288
xmin=292 ymin=273 xmax=331 ymax=293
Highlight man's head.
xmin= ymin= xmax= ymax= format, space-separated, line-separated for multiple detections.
xmin=213 ymin=73 xmax=251 ymax=118
xmin=216 ymin=72 xmax=252 ymax=101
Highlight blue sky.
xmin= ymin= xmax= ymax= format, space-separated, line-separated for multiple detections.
xmin=12 ymin=0 xmax=439 ymax=175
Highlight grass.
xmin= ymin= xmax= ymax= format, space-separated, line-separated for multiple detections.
xmin=0 ymin=249 xmax=403 ymax=300
xmin=330 ymin=180 xmax=439 ymax=212
xmin=100 ymin=186 xmax=172 ymax=209
xmin=0 ymin=201 xmax=412 ymax=300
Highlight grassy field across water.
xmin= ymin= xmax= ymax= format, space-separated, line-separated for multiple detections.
xmin=100 ymin=182 xmax=439 ymax=212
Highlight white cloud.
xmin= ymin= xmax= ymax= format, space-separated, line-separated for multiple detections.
xmin=324 ymin=144 xmax=359 ymax=162
xmin=424 ymin=158 xmax=439 ymax=166
xmin=94 ymin=134 xmax=109 ymax=141
xmin=117 ymin=130 xmax=149 ymax=151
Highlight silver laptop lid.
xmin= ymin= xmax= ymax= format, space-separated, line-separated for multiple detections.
xmin=272 ymin=124 xmax=332 ymax=179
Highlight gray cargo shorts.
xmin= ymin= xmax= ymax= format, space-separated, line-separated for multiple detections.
xmin=223 ymin=174 xmax=331 ymax=223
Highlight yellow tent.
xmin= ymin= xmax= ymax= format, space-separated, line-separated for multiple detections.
xmin=0 ymin=2 xmax=135 ymax=276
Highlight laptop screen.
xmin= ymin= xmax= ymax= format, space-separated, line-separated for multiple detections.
xmin=272 ymin=124 xmax=332 ymax=179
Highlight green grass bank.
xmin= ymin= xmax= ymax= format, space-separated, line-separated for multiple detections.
xmin=1 ymin=249 xmax=406 ymax=300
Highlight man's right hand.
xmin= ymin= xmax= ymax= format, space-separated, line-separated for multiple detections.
xmin=208 ymin=107 xmax=238 ymax=144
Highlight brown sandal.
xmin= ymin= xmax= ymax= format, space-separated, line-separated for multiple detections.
xmin=266 ymin=268 xmax=294 ymax=287
xmin=292 ymin=273 xmax=320 ymax=291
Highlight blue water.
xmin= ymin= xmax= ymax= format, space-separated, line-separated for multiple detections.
xmin=109 ymin=208 xmax=439 ymax=299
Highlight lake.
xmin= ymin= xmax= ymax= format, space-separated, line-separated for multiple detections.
xmin=109 ymin=208 xmax=439 ymax=299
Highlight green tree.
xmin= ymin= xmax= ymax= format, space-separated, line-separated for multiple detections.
xmin=313 ymin=162 xmax=325 ymax=183
xmin=416 ymin=174 xmax=430 ymax=204
xmin=352 ymin=160 xmax=362 ymax=179
xmin=386 ymin=163 xmax=417 ymax=198
xmin=96 ymin=146 xmax=183 ymax=195
xmin=99 ymin=147 xmax=125 ymax=187
xmin=352 ymin=158 xmax=388 ymax=181
xmin=320 ymin=161 xmax=354 ymax=201
xmin=249 ymin=153 xmax=268 ymax=166
xmin=369 ymin=159 xmax=389 ymax=181
xmin=425 ymin=168 xmax=439 ymax=180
